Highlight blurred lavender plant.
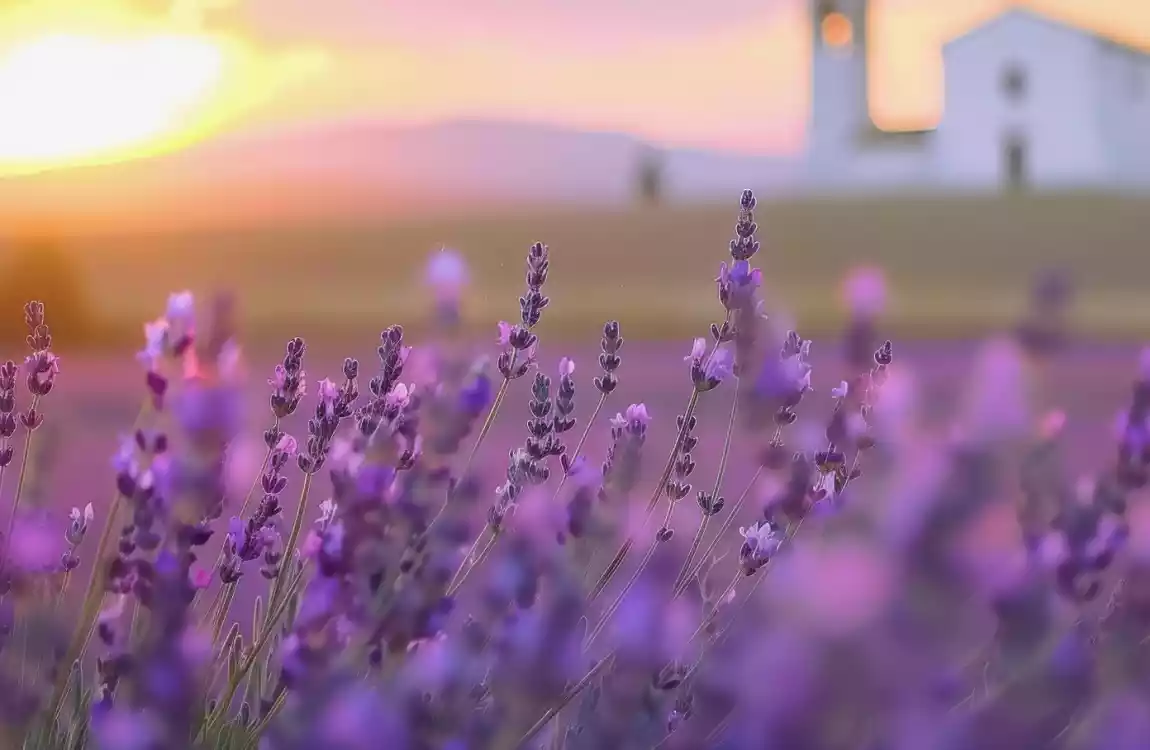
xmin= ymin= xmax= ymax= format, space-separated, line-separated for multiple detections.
xmin=0 ymin=190 xmax=1145 ymax=750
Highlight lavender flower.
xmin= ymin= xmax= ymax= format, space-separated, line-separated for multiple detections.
xmin=495 ymin=242 xmax=549 ymax=380
xmin=595 ymin=320 xmax=624 ymax=396
xmin=554 ymin=357 xmax=577 ymax=437
xmin=267 ymin=338 xmax=307 ymax=426
xmin=602 ymin=403 xmax=650 ymax=494
xmin=60 ymin=502 xmax=94 ymax=572
xmin=28 ymin=189 xmax=1150 ymax=750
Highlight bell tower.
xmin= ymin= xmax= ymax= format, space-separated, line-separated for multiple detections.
xmin=808 ymin=0 xmax=872 ymax=176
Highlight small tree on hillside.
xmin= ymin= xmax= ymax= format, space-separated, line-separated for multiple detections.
xmin=635 ymin=146 xmax=666 ymax=207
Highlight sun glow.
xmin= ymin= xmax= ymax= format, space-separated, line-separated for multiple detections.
xmin=0 ymin=2 xmax=329 ymax=175
xmin=0 ymin=33 xmax=223 ymax=164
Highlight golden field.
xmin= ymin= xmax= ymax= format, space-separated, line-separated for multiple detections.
xmin=3 ymin=192 xmax=1150 ymax=347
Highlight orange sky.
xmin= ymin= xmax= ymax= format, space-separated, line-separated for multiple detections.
xmin=3 ymin=0 xmax=1150 ymax=163
xmin=213 ymin=0 xmax=1150 ymax=154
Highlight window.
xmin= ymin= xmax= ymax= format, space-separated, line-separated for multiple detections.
xmin=1004 ymin=134 xmax=1028 ymax=190
xmin=821 ymin=11 xmax=854 ymax=49
xmin=1002 ymin=64 xmax=1027 ymax=101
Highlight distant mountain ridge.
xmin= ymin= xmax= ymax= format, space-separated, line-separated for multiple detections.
xmin=0 ymin=118 xmax=800 ymax=234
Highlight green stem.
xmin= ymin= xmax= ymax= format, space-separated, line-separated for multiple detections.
xmin=447 ymin=531 xmax=498 ymax=596
xmin=199 ymin=564 xmax=305 ymax=739
xmin=680 ymin=519 xmax=806 ymax=687
xmin=199 ymin=581 xmax=227 ymax=627
xmin=192 ymin=443 xmax=274 ymax=611
xmin=211 ymin=583 xmax=238 ymax=646
xmin=450 ymin=393 xmax=607 ymax=597
xmin=460 ymin=373 xmax=512 ymax=485
xmin=43 ymin=489 xmax=126 ymax=730
xmin=514 ymin=653 xmax=616 ymax=748
xmin=52 ymin=569 xmax=71 ymax=613
xmin=6 ymin=396 xmax=40 ymax=542
xmin=441 ymin=362 xmax=521 ymax=583
xmin=42 ymin=400 xmax=147 ymax=733
xmin=243 ymin=690 xmax=288 ymax=748
xmin=673 ymin=385 xmax=740 ymax=592
xmin=674 ymin=466 xmax=762 ymax=599
xmin=685 ymin=570 xmax=741 ymax=644
xmin=587 ymin=388 xmax=700 ymax=601
xmin=238 ymin=446 xmax=275 ymax=520
xmin=548 ymin=392 xmax=607 ymax=504
xmin=583 ymin=489 xmax=680 ymax=649
xmin=264 ymin=472 xmax=315 ymax=620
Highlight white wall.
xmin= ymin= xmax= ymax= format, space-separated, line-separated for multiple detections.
xmin=822 ymin=140 xmax=932 ymax=191
xmin=1094 ymin=43 xmax=1150 ymax=188
xmin=935 ymin=11 xmax=1109 ymax=190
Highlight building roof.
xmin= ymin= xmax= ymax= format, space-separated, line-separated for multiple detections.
xmin=945 ymin=6 xmax=1150 ymax=59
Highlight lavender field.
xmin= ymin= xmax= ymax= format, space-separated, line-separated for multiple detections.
xmin=40 ymin=338 xmax=1141 ymax=525
xmin=2 ymin=192 xmax=1150 ymax=749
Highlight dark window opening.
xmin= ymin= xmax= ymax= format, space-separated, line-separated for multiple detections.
xmin=1002 ymin=64 xmax=1027 ymax=101
xmin=1004 ymin=134 xmax=1028 ymax=191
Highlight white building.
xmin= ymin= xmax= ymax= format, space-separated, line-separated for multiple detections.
xmin=806 ymin=2 xmax=1150 ymax=192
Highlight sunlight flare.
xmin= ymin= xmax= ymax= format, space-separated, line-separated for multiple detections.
xmin=0 ymin=1 xmax=329 ymax=175
xmin=0 ymin=32 xmax=224 ymax=163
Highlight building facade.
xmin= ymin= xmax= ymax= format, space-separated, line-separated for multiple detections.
xmin=806 ymin=2 xmax=1150 ymax=192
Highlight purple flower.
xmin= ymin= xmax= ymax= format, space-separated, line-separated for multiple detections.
xmin=24 ymin=350 xmax=60 ymax=377
xmin=171 ymin=381 xmax=244 ymax=440
xmin=70 ymin=502 xmax=94 ymax=531
xmin=567 ymin=455 xmax=601 ymax=487
xmin=355 ymin=464 xmax=397 ymax=499
xmin=757 ymin=341 xmax=813 ymax=401
xmin=276 ymin=433 xmax=299 ymax=455
xmin=296 ymin=575 xmax=340 ymax=627
xmin=8 ymin=510 xmax=64 ymax=572
xmin=717 ymin=259 xmax=762 ymax=293
xmin=704 ymin=346 xmax=735 ymax=384
xmin=730 ymin=259 xmax=762 ymax=288
xmin=165 ymin=291 xmax=195 ymax=325
xmin=319 ymin=685 xmax=407 ymax=750
xmin=460 ymin=367 xmax=492 ymax=414
xmin=91 ymin=708 xmax=162 ymax=750
xmin=426 ymin=247 xmax=469 ymax=301
xmin=384 ymin=382 xmax=413 ymax=410
xmin=626 ymin=402 xmax=650 ymax=426
xmin=226 ymin=516 xmax=243 ymax=547
xmin=611 ymin=403 xmax=651 ymax=433
xmin=497 ymin=321 xmax=513 ymax=347
xmin=112 ymin=434 xmax=138 ymax=475
xmin=716 ymin=259 xmax=763 ymax=310
xmin=137 ymin=318 xmax=169 ymax=371
xmin=317 ymin=378 xmax=340 ymax=418
xmin=841 ymin=265 xmax=888 ymax=317
xmin=684 ymin=337 xmax=707 ymax=362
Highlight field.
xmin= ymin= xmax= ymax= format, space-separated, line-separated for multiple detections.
xmin=28 ymin=339 xmax=1142 ymax=543
xmin=2 ymin=193 xmax=1150 ymax=350
xmin=0 ymin=194 xmax=1147 ymax=746
xmin=9 ymin=335 xmax=1137 ymax=653
xmin=5 ymin=192 xmax=1147 ymax=530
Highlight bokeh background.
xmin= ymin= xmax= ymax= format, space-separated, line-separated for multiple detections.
xmin=2 ymin=11 xmax=1150 ymax=747
xmin=0 ymin=0 xmax=1148 ymax=530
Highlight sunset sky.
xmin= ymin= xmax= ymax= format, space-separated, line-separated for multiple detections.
xmin=1 ymin=0 xmax=1149 ymax=172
